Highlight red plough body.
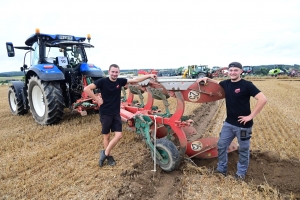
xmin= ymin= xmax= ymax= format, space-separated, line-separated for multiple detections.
xmin=120 ymin=78 xmax=238 ymax=161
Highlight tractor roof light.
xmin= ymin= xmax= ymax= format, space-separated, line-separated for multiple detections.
xmin=87 ymin=34 xmax=91 ymax=43
xmin=36 ymin=28 xmax=40 ymax=35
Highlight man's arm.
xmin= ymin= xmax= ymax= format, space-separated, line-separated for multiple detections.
xmin=249 ymin=92 xmax=267 ymax=118
xmin=238 ymin=92 xmax=267 ymax=125
xmin=127 ymin=74 xmax=157 ymax=84
xmin=83 ymin=83 xmax=103 ymax=106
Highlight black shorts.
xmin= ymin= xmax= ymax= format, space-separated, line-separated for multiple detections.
xmin=100 ymin=114 xmax=122 ymax=134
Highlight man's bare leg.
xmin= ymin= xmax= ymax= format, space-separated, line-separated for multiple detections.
xmin=103 ymin=134 xmax=110 ymax=153
xmin=104 ymin=132 xmax=122 ymax=156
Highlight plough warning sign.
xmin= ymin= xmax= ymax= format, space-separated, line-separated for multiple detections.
xmin=191 ymin=141 xmax=203 ymax=151
xmin=188 ymin=90 xmax=200 ymax=102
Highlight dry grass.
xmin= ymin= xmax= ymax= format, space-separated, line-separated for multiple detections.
xmin=0 ymin=78 xmax=299 ymax=199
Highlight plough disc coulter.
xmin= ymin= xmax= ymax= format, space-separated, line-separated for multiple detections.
xmin=120 ymin=78 xmax=238 ymax=172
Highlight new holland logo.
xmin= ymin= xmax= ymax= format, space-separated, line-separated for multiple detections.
xmin=188 ymin=90 xmax=200 ymax=102
xmin=191 ymin=141 xmax=203 ymax=151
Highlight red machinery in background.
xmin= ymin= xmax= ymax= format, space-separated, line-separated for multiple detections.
xmin=137 ymin=69 xmax=158 ymax=76
xmin=120 ymin=78 xmax=237 ymax=172
xmin=211 ymin=67 xmax=228 ymax=78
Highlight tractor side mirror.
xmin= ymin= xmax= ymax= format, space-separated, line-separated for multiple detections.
xmin=6 ymin=42 xmax=15 ymax=57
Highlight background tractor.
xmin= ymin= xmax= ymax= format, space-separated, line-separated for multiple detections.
xmin=5 ymin=29 xmax=105 ymax=125
xmin=242 ymin=66 xmax=255 ymax=75
xmin=182 ymin=65 xmax=212 ymax=79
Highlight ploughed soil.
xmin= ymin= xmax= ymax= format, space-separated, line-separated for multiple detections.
xmin=113 ymin=101 xmax=300 ymax=199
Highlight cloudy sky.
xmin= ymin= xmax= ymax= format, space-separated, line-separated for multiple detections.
xmin=1 ymin=0 xmax=300 ymax=72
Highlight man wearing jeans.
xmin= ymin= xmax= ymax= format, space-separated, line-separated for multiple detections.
xmin=197 ymin=62 xmax=267 ymax=180
xmin=84 ymin=64 xmax=157 ymax=167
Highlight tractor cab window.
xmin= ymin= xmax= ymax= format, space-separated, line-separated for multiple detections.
xmin=44 ymin=45 xmax=84 ymax=66
xmin=65 ymin=45 xmax=83 ymax=66
xmin=45 ymin=46 xmax=64 ymax=63
xmin=31 ymin=42 xmax=39 ymax=66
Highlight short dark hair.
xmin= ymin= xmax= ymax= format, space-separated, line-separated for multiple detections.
xmin=228 ymin=62 xmax=242 ymax=69
xmin=109 ymin=64 xmax=119 ymax=71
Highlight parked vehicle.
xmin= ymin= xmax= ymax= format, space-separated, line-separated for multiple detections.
xmin=211 ymin=67 xmax=228 ymax=78
xmin=138 ymin=69 xmax=158 ymax=75
xmin=242 ymin=66 xmax=255 ymax=75
xmin=158 ymin=69 xmax=177 ymax=77
xmin=182 ymin=65 xmax=212 ymax=79
xmin=288 ymin=69 xmax=300 ymax=77
xmin=211 ymin=66 xmax=220 ymax=73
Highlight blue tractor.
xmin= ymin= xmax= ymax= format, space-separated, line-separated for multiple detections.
xmin=5 ymin=29 xmax=105 ymax=125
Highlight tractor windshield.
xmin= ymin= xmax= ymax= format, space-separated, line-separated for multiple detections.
xmin=194 ymin=66 xmax=206 ymax=72
xmin=44 ymin=41 xmax=93 ymax=65
xmin=45 ymin=45 xmax=85 ymax=65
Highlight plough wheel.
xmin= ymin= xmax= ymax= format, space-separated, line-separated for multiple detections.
xmin=152 ymin=138 xmax=181 ymax=172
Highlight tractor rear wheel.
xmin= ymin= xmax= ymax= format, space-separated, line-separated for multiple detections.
xmin=8 ymin=87 xmax=27 ymax=115
xmin=27 ymin=76 xmax=64 ymax=125
xmin=152 ymin=138 xmax=181 ymax=172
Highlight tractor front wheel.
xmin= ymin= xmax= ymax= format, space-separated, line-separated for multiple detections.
xmin=27 ymin=76 xmax=64 ymax=125
xmin=197 ymin=73 xmax=206 ymax=78
xmin=152 ymin=138 xmax=181 ymax=172
xmin=8 ymin=87 xmax=28 ymax=115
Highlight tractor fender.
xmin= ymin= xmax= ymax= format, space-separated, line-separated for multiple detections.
xmin=28 ymin=64 xmax=65 ymax=81
xmin=9 ymin=81 xmax=25 ymax=100
xmin=80 ymin=63 xmax=106 ymax=78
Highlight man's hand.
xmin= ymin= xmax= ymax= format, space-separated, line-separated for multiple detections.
xmin=238 ymin=115 xmax=253 ymax=125
xmin=196 ymin=77 xmax=209 ymax=83
xmin=95 ymin=93 xmax=103 ymax=106
xmin=149 ymin=74 xmax=157 ymax=80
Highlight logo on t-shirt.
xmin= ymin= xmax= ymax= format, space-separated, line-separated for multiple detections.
xmin=235 ymin=88 xmax=240 ymax=93
xmin=116 ymin=85 xmax=120 ymax=89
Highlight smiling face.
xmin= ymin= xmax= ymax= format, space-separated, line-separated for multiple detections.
xmin=109 ymin=66 xmax=120 ymax=81
xmin=228 ymin=67 xmax=243 ymax=82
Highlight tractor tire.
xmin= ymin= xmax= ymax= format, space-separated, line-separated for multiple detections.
xmin=8 ymin=87 xmax=28 ymax=115
xmin=197 ymin=73 xmax=206 ymax=78
xmin=152 ymin=138 xmax=181 ymax=172
xmin=27 ymin=76 xmax=64 ymax=125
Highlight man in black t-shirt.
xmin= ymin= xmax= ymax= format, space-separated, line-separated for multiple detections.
xmin=197 ymin=62 xmax=267 ymax=180
xmin=84 ymin=64 xmax=157 ymax=167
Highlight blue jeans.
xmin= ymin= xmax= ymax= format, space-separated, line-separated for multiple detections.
xmin=217 ymin=122 xmax=252 ymax=177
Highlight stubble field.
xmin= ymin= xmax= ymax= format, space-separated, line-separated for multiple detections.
xmin=0 ymin=78 xmax=300 ymax=200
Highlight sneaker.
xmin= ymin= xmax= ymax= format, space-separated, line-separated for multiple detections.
xmin=214 ymin=170 xmax=227 ymax=177
xmin=234 ymin=174 xmax=245 ymax=181
xmin=99 ymin=150 xmax=107 ymax=167
xmin=107 ymin=156 xmax=116 ymax=166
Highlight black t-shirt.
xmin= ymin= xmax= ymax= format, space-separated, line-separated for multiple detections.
xmin=94 ymin=77 xmax=127 ymax=115
xmin=219 ymin=79 xmax=260 ymax=128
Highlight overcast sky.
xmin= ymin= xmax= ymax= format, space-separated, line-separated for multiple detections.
xmin=1 ymin=0 xmax=300 ymax=72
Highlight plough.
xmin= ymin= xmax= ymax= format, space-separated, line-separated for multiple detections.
xmin=120 ymin=78 xmax=238 ymax=172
